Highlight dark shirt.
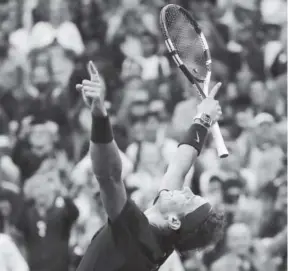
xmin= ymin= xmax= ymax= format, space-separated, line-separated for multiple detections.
xmin=12 ymin=139 xmax=45 ymax=183
xmin=270 ymin=49 xmax=287 ymax=78
xmin=17 ymin=197 xmax=79 ymax=271
xmin=25 ymin=97 xmax=71 ymax=136
xmin=0 ymin=186 xmax=23 ymax=228
xmin=76 ymin=200 xmax=171 ymax=271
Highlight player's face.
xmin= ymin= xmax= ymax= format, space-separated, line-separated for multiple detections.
xmin=156 ymin=187 xmax=208 ymax=218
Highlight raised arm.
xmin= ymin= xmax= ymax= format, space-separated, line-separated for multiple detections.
xmin=76 ymin=62 xmax=126 ymax=220
xmin=159 ymin=83 xmax=222 ymax=191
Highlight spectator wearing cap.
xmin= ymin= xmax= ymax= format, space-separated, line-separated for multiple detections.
xmin=16 ymin=173 xmax=79 ymax=271
xmin=247 ymin=112 xmax=284 ymax=189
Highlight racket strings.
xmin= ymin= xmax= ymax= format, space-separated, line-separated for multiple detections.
xmin=162 ymin=6 xmax=208 ymax=80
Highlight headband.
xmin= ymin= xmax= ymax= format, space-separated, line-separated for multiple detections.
xmin=153 ymin=190 xmax=212 ymax=231
xmin=180 ymin=202 xmax=212 ymax=233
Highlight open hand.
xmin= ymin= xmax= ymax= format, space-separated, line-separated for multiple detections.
xmin=76 ymin=61 xmax=107 ymax=117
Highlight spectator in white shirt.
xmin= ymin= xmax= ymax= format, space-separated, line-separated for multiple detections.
xmin=0 ymin=233 xmax=29 ymax=271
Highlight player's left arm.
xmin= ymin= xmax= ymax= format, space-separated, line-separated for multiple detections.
xmin=159 ymin=83 xmax=222 ymax=191
xmin=76 ymin=62 xmax=127 ymax=221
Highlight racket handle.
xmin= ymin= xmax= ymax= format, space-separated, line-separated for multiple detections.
xmin=211 ymin=122 xmax=229 ymax=158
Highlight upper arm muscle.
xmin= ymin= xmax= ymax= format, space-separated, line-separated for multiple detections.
xmin=99 ymin=179 xmax=127 ymax=221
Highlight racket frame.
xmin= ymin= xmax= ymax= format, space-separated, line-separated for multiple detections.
xmin=160 ymin=4 xmax=229 ymax=158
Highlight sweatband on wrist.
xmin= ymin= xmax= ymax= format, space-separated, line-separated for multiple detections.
xmin=91 ymin=115 xmax=114 ymax=144
xmin=193 ymin=117 xmax=211 ymax=129
xmin=178 ymin=123 xmax=209 ymax=155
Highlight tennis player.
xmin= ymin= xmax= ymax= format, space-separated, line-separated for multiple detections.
xmin=75 ymin=61 xmax=225 ymax=271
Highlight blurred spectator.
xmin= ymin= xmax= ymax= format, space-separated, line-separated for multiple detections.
xmin=182 ymin=250 xmax=207 ymax=271
xmin=200 ymin=175 xmax=224 ymax=210
xmin=17 ymin=173 xmax=79 ymax=271
xmin=257 ymin=181 xmax=285 ymax=238
xmin=0 ymin=135 xmax=20 ymax=185
xmin=0 ymin=186 xmax=22 ymax=235
xmin=12 ymin=119 xmax=65 ymax=182
xmin=74 ymin=0 xmax=107 ymax=43
xmin=121 ymin=31 xmax=171 ymax=83
xmin=211 ymin=223 xmax=257 ymax=271
xmin=126 ymin=100 xmax=177 ymax=209
xmin=0 ymin=30 xmax=25 ymax=120
xmin=0 ymin=233 xmax=29 ymax=271
xmin=171 ymin=83 xmax=199 ymax=139
xmin=247 ymin=113 xmax=284 ymax=189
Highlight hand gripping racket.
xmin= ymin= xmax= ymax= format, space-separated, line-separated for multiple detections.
xmin=160 ymin=4 xmax=229 ymax=158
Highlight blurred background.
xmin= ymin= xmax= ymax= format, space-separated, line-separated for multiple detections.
xmin=0 ymin=0 xmax=286 ymax=270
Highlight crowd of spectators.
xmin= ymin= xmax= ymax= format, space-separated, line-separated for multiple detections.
xmin=0 ymin=0 xmax=286 ymax=270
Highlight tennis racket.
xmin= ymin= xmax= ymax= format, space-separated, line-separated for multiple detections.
xmin=160 ymin=4 xmax=229 ymax=158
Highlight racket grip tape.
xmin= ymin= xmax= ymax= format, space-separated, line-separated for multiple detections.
xmin=211 ymin=123 xmax=229 ymax=158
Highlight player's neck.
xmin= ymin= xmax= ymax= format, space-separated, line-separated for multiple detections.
xmin=145 ymin=206 xmax=169 ymax=232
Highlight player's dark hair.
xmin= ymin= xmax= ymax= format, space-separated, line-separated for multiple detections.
xmin=174 ymin=209 xmax=226 ymax=252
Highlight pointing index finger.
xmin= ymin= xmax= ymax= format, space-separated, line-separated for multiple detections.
xmin=88 ymin=61 xmax=99 ymax=82
xmin=209 ymin=82 xmax=222 ymax=99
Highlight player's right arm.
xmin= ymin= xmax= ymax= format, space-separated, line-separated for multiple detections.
xmin=76 ymin=61 xmax=127 ymax=221
xmin=159 ymin=83 xmax=222 ymax=191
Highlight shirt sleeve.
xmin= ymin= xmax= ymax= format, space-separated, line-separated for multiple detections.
xmin=109 ymin=199 xmax=148 ymax=237
xmin=108 ymin=199 xmax=160 ymax=269
xmin=63 ymin=197 xmax=80 ymax=226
